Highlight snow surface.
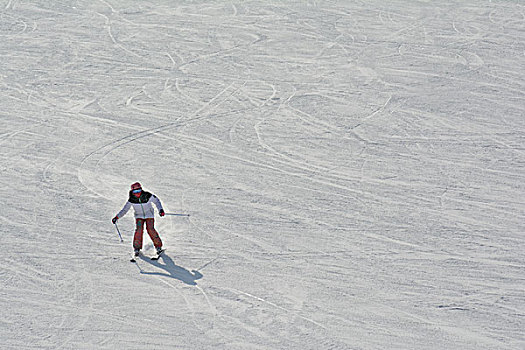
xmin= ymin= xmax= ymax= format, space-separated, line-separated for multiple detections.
xmin=1 ymin=0 xmax=524 ymax=349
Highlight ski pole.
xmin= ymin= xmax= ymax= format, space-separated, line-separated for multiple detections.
xmin=114 ymin=222 xmax=124 ymax=242
xmin=165 ymin=213 xmax=190 ymax=217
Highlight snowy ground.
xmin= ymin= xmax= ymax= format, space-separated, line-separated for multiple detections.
xmin=1 ymin=1 xmax=524 ymax=349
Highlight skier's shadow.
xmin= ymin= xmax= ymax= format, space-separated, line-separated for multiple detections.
xmin=139 ymin=253 xmax=203 ymax=286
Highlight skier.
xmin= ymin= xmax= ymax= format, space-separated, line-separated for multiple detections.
xmin=112 ymin=182 xmax=165 ymax=257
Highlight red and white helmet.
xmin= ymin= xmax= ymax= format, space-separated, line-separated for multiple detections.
xmin=130 ymin=182 xmax=142 ymax=190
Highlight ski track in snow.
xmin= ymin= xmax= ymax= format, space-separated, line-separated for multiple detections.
xmin=1 ymin=1 xmax=524 ymax=349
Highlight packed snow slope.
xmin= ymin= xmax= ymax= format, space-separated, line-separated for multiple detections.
xmin=1 ymin=1 xmax=524 ymax=349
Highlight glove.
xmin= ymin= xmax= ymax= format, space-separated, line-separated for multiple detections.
xmin=112 ymin=216 xmax=118 ymax=224
xmin=159 ymin=209 xmax=165 ymax=217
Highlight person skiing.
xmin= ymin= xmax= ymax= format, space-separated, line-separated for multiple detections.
xmin=112 ymin=182 xmax=165 ymax=257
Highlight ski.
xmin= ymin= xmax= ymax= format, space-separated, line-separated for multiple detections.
xmin=129 ymin=249 xmax=165 ymax=261
xmin=150 ymin=249 xmax=165 ymax=260
xmin=130 ymin=250 xmax=141 ymax=263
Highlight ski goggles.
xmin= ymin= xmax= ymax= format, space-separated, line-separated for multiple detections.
xmin=132 ymin=189 xmax=142 ymax=193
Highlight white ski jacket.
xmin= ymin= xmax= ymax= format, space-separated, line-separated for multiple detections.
xmin=117 ymin=191 xmax=164 ymax=219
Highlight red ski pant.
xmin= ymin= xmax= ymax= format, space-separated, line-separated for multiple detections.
xmin=133 ymin=218 xmax=162 ymax=250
